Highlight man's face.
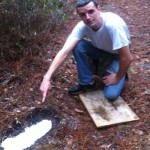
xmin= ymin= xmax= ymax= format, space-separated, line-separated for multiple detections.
xmin=77 ymin=2 xmax=101 ymax=31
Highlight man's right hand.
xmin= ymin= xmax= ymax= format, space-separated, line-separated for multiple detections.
xmin=40 ymin=77 xmax=51 ymax=102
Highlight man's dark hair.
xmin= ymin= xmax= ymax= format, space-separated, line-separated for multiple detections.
xmin=76 ymin=0 xmax=98 ymax=7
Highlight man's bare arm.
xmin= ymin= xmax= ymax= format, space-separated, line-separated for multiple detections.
xmin=40 ymin=37 xmax=79 ymax=102
xmin=103 ymin=46 xmax=133 ymax=85
xmin=117 ymin=45 xmax=133 ymax=81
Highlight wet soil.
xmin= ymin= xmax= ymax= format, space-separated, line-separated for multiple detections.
xmin=0 ymin=0 xmax=150 ymax=149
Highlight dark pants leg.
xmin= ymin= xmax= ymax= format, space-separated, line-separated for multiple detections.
xmin=73 ymin=39 xmax=126 ymax=100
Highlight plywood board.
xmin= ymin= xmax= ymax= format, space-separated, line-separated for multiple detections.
xmin=79 ymin=90 xmax=139 ymax=128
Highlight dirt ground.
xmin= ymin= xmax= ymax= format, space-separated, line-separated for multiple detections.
xmin=0 ymin=0 xmax=150 ymax=149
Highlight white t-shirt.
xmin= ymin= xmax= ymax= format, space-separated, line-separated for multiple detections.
xmin=68 ymin=12 xmax=131 ymax=54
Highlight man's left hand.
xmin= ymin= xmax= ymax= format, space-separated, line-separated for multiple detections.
xmin=102 ymin=70 xmax=119 ymax=86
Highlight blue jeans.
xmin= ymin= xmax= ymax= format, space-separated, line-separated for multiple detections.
xmin=73 ymin=39 xmax=126 ymax=100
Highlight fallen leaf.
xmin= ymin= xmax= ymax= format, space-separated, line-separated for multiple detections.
xmin=142 ymin=90 xmax=150 ymax=95
xmin=74 ymin=108 xmax=84 ymax=114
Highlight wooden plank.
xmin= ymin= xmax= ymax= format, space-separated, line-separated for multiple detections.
xmin=79 ymin=90 xmax=139 ymax=128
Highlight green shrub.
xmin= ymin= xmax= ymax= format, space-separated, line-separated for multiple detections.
xmin=0 ymin=0 xmax=74 ymax=61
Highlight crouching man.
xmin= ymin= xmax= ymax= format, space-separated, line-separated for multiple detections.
xmin=40 ymin=0 xmax=133 ymax=102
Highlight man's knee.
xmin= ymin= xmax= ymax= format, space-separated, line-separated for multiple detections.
xmin=104 ymin=89 xmax=120 ymax=101
xmin=73 ymin=40 xmax=89 ymax=58
xmin=103 ymin=77 xmax=125 ymax=101
xmin=74 ymin=40 xmax=86 ymax=50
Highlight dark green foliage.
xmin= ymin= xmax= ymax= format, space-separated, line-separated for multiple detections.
xmin=0 ymin=0 xmax=73 ymax=61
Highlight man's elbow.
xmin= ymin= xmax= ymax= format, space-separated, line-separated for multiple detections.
xmin=123 ymin=54 xmax=133 ymax=66
xmin=129 ymin=55 xmax=133 ymax=64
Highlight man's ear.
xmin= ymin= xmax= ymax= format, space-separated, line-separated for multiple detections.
xmin=97 ymin=5 xmax=101 ymax=11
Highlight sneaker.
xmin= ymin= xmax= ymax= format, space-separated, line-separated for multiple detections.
xmin=68 ymin=81 xmax=96 ymax=95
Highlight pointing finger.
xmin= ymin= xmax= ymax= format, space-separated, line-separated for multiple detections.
xmin=42 ymin=91 xmax=47 ymax=103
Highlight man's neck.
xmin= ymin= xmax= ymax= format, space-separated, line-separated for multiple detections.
xmin=92 ymin=14 xmax=102 ymax=31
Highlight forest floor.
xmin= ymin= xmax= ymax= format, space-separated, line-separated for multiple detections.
xmin=0 ymin=0 xmax=150 ymax=149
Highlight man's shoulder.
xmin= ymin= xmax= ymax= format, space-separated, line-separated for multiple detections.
xmin=101 ymin=12 xmax=122 ymax=20
xmin=73 ymin=21 xmax=89 ymax=32
xmin=102 ymin=12 xmax=126 ymax=28
xmin=76 ymin=21 xmax=86 ymax=27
